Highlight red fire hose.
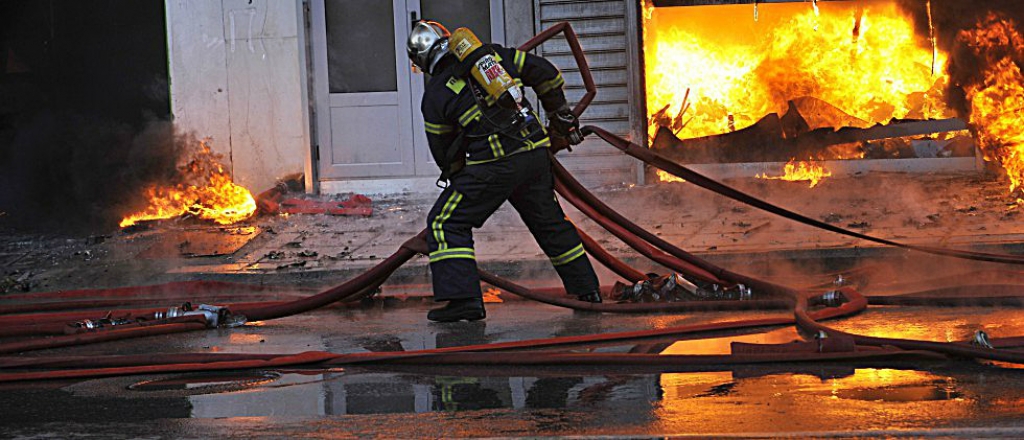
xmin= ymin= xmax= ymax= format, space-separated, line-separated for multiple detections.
xmin=2 ymin=22 xmax=1024 ymax=384
xmin=583 ymin=125 xmax=1024 ymax=265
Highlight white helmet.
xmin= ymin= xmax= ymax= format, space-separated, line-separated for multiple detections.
xmin=407 ymin=20 xmax=450 ymax=75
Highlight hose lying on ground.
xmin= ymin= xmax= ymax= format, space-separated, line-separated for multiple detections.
xmin=3 ymin=22 xmax=1024 ymax=383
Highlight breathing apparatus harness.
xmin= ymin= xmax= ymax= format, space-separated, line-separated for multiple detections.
xmin=436 ymin=28 xmax=545 ymax=187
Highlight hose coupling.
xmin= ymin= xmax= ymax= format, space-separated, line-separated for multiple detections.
xmin=813 ymin=290 xmax=846 ymax=307
xmin=737 ymin=284 xmax=752 ymax=301
xmin=833 ymin=274 xmax=847 ymax=286
xmin=670 ymin=273 xmax=699 ymax=295
xmin=972 ymin=330 xmax=994 ymax=349
xmin=154 ymin=303 xmax=246 ymax=328
xmin=71 ymin=316 xmax=132 ymax=330
xmin=815 ymin=330 xmax=829 ymax=353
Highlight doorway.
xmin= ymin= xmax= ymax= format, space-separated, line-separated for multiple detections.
xmin=310 ymin=0 xmax=504 ymax=183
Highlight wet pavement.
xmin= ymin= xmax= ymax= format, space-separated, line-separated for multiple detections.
xmin=3 ymin=171 xmax=1024 ymax=437
xmin=2 ymin=302 xmax=1024 ymax=438
xmin=4 ymin=170 xmax=1024 ymax=295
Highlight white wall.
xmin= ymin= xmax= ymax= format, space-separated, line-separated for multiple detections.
xmin=165 ymin=0 xmax=311 ymax=192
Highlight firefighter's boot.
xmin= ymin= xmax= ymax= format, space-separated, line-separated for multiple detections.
xmin=576 ymin=290 xmax=603 ymax=303
xmin=428 ymin=298 xmax=486 ymax=322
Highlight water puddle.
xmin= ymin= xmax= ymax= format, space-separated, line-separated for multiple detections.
xmin=128 ymin=371 xmax=282 ymax=393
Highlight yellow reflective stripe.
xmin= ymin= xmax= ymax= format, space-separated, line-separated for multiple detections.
xmin=432 ymin=191 xmax=463 ymax=250
xmin=465 ymin=156 xmax=501 ymax=166
xmin=458 ymin=105 xmax=482 ymax=127
xmin=487 ymin=134 xmax=505 ymax=158
xmin=464 ymin=141 xmax=547 ymax=166
xmin=425 ymin=121 xmax=455 ymax=135
xmin=550 ymin=244 xmax=585 ymax=266
xmin=535 ymin=73 xmax=565 ymax=95
xmin=446 ymin=77 xmax=466 ymax=94
xmin=429 ymin=247 xmax=476 ymax=263
xmin=514 ymin=50 xmax=526 ymax=72
xmin=525 ymin=136 xmax=551 ymax=151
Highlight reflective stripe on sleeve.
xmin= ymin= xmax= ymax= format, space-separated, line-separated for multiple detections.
xmin=425 ymin=121 xmax=455 ymax=135
xmin=535 ymin=73 xmax=565 ymax=95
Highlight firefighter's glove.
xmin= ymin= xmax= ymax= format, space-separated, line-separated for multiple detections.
xmin=548 ymin=106 xmax=583 ymax=149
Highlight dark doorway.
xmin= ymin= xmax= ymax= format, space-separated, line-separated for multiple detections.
xmin=0 ymin=0 xmax=175 ymax=230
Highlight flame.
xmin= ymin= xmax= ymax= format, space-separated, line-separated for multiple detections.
xmin=756 ymin=159 xmax=832 ymax=188
xmin=119 ymin=143 xmax=257 ymax=227
xmin=656 ymin=169 xmax=686 ymax=183
xmin=643 ymin=1 xmax=952 ymax=142
xmin=482 ymin=287 xmax=504 ymax=303
xmin=960 ymin=14 xmax=1024 ymax=197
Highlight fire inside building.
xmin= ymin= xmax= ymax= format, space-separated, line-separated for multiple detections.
xmin=1 ymin=0 xmax=1024 ymax=437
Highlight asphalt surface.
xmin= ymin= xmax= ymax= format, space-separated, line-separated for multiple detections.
xmin=2 ymin=301 xmax=1024 ymax=438
xmin=5 ymin=170 xmax=1024 ymax=294
xmin=3 ymin=171 xmax=1024 ymax=437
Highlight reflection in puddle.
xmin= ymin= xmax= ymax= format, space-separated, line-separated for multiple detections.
xmin=655 ymin=368 xmax=975 ymax=433
xmin=660 ymin=327 xmax=803 ymax=355
xmin=129 ymin=371 xmax=281 ymax=392
xmin=827 ymin=307 xmax=1024 ymax=343
xmin=825 ymin=369 xmax=963 ymax=402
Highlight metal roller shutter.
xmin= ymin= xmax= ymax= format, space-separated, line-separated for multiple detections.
xmin=535 ymin=0 xmax=643 ymax=187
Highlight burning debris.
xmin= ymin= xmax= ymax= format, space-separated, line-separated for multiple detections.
xmin=756 ymin=159 xmax=832 ymax=188
xmin=642 ymin=1 xmax=952 ymax=143
xmin=119 ymin=142 xmax=256 ymax=228
xmin=958 ymin=14 xmax=1024 ymax=197
xmin=643 ymin=0 xmax=1024 ymax=201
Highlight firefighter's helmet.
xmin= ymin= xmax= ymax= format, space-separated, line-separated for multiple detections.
xmin=407 ymin=20 xmax=451 ymax=75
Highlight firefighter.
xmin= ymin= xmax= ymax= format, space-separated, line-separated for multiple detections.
xmin=407 ymin=20 xmax=601 ymax=322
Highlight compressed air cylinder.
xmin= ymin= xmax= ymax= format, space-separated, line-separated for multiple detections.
xmin=449 ymin=27 xmax=523 ymax=110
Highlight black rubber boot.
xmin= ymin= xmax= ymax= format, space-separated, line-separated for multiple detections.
xmin=427 ymin=298 xmax=486 ymax=322
xmin=576 ymin=290 xmax=603 ymax=303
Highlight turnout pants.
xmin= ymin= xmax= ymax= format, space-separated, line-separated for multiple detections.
xmin=426 ymin=149 xmax=599 ymax=301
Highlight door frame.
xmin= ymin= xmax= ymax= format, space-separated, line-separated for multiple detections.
xmin=408 ymin=0 xmax=505 ymax=176
xmin=310 ymin=0 xmax=417 ymax=181
xmin=309 ymin=0 xmax=506 ymax=187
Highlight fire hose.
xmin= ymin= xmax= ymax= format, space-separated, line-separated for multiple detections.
xmin=3 ymin=22 xmax=1024 ymax=382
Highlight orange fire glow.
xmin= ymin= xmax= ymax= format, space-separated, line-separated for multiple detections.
xmin=960 ymin=15 xmax=1024 ymax=197
xmin=119 ymin=143 xmax=257 ymax=228
xmin=656 ymin=169 xmax=686 ymax=183
xmin=756 ymin=159 xmax=832 ymax=188
xmin=643 ymin=1 xmax=952 ymax=142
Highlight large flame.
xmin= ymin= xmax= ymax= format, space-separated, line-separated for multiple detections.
xmin=119 ymin=143 xmax=257 ymax=228
xmin=756 ymin=159 xmax=832 ymax=188
xmin=960 ymin=14 xmax=1024 ymax=196
xmin=643 ymin=1 xmax=953 ymax=141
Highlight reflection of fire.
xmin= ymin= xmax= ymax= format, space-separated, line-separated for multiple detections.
xmin=960 ymin=14 xmax=1024 ymax=197
xmin=756 ymin=159 xmax=832 ymax=188
xmin=119 ymin=143 xmax=256 ymax=228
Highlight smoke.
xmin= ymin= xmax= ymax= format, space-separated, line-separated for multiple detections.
xmin=896 ymin=0 xmax=1024 ymax=116
xmin=0 ymin=0 xmax=177 ymax=232
xmin=0 ymin=114 xmax=192 ymax=232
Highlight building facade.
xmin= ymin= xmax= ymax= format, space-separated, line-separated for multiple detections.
xmin=165 ymin=0 xmax=644 ymax=194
